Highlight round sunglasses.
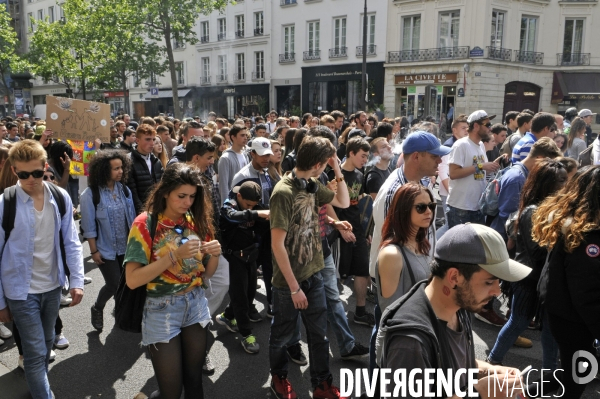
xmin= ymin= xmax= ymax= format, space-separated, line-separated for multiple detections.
xmin=414 ymin=202 xmax=437 ymax=214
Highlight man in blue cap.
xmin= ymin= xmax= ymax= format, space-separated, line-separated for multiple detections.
xmin=367 ymin=131 xmax=451 ymax=379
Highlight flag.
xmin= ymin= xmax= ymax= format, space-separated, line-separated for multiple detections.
xmin=67 ymin=140 xmax=96 ymax=176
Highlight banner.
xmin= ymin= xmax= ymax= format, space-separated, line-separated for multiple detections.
xmin=46 ymin=96 xmax=110 ymax=142
xmin=67 ymin=140 xmax=96 ymax=176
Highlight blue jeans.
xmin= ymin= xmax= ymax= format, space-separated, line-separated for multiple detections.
xmin=488 ymin=286 xmax=559 ymax=369
xmin=321 ymin=254 xmax=355 ymax=355
xmin=270 ymin=273 xmax=330 ymax=388
xmin=446 ymin=205 xmax=485 ymax=228
xmin=7 ymin=286 xmax=61 ymax=399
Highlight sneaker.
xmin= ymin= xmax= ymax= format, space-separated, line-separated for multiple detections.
xmin=353 ymin=312 xmax=375 ymax=327
xmin=18 ymin=356 xmax=24 ymax=370
xmin=485 ymin=356 xmax=503 ymax=366
xmin=286 ymin=343 xmax=307 ymax=366
xmin=84 ymin=276 xmax=93 ymax=285
xmin=271 ymin=374 xmax=297 ymax=399
xmin=514 ymin=336 xmax=533 ymax=348
xmin=60 ymin=294 xmax=72 ymax=307
xmin=241 ymin=334 xmax=260 ymax=354
xmin=528 ymin=320 xmax=541 ymax=330
xmin=474 ymin=308 xmax=506 ymax=327
xmin=133 ymin=393 xmax=148 ymax=399
xmin=216 ymin=313 xmax=238 ymax=333
xmin=341 ymin=342 xmax=369 ymax=360
xmin=0 ymin=322 xmax=12 ymax=339
xmin=49 ymin=350 xmax=56 ymax=362
xmin=203 ymin=353 xmax=215 ymax=375
xmin=313 ymin=375 xmax=349 ymax=399
xmin=54 ymin=333 xmax=69 ymax=349
xmin=91 ymin=305 xmax=103 ymax=331
xmin=266 ymin=305 xmax=274 ymax=318
xmin=249 ymin=309 xmax=263 ymax=323
xmin=0 ymin=337 xmax=4 ymax=346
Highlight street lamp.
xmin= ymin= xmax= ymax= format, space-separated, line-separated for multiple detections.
xmin=360 ymin=0 xmax=367 ymax=111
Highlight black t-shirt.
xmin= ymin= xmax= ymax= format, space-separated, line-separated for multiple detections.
xmin=318 ymin=172 xmax=332 ymax=259
xmin=328 ymin=167 xmax=364 ymax=234
xmin=365 ymin=167 xmax=391 ymax=195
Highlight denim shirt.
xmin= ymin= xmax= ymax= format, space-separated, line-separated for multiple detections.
xmin=0 ymin=182 xmax=84 ymax=309
xmin=490 ymin=163 xmax=529 ymax=240
xmin=80 ymin=182 xmax=136 ymax=260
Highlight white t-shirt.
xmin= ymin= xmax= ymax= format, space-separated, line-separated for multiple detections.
xmin=29 ymin=189 xmax=59 ymax=294
xmin=438 ymin=154 xmax=450 ymax=197
xmin=235 ymin=152 xmax=248 ymax=169
xmin=447 ymin=137 xmax=488 ymax=211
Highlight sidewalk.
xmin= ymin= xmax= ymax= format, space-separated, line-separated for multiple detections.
xmin=0 ymin=361 xmax=31 ymax=399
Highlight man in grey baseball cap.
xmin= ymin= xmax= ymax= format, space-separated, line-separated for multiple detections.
xmin=378 ymin=223 xmax=530 ymax=397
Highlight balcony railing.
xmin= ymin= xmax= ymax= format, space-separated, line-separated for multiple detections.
xmin=252 ymin=71 xmax=265 ymax=81
xmin=217 ymin=74 xmax=228 ymax=83
xmin=356 ymin=45 xmax=376 ymax=56
xmin=557 ymin=52 xmax=590 ymax=66
xmin=233 ymin=73 xmax=245 ymax=82
xmin=486 ymin=46 xmax=512 ymax=61
xmin=279 ymin=53 xmax=295 ymax=63
xmin=329 ymin=47 xmax=347 ymax=58
xmin=201 ymin=76 xmax=211 ymax=85
xmin=388 ymin=46 xmax=470 ymax=63
xmin=235 ymin=30 xmax=244 ymax=38
xmin=514 ymin=50 xmax=544 ymax=65
xmin=200 ymin=36 xmax=209 ymax=43
xmin=254 ymin=28 xmax=264 ymax=36
xmin=303 ymin=50 xmax=321 ymax=61
xmin=217 ymin=33 xmax=226 ymax=41
xmin=280 ymin=0 xmax=297 ymax=5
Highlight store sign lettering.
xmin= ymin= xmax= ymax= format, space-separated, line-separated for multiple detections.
xmin=224 ymin=88 xmax=235 ymax=94
xmin=395 ymin=73 xmax=458 ymax=85
xmin=315 ymin=71 xmax=362 ymax=78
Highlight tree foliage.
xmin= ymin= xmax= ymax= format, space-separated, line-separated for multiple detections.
xmin=0 ymin=8 xmax=27 ymax=108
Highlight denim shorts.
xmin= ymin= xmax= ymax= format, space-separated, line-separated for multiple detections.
xmin=141 ymin=286 xmax=212 ymax=346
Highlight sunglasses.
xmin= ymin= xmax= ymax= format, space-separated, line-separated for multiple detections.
xmin=15 ymin=169 xmax=45 ymax=180
xmin=414 ymin=202 xmax=437 ymax=214
xmin=480 ymin=122 xmax=492 ymax=128
xmin=173 ymin=225 xmax=185 ymax=235
xmin=43 ymin=174 xmax=55 ymax=181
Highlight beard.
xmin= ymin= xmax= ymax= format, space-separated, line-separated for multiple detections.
xmin=455 ymin=281 xmax=492 ymax=313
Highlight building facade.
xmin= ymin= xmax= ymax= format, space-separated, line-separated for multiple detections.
xmin=385 ymin=0 xmax=600 ymax=126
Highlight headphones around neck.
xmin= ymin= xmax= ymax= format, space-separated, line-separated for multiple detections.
xmin=291 ymin=170 xmax=319 ymax=193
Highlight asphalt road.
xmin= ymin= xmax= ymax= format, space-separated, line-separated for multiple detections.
xmin=0 ymin=240 xmax=598 ymax=399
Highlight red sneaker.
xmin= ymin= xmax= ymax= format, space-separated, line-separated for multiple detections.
xmin=271 ymin=374 xmax=297 ymax=399
xmin=313 ymin=376 xmax=349 ymax=399
xmin=474 ymin=308 xmax=507 ymax=327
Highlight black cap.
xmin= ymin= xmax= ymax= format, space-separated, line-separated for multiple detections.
xmin=232 ymin=181 xmax=261 ymax=202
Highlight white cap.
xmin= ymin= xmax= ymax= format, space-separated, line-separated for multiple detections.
xmin=250 ymin=137 xmax=273 ymax=156
xmin=578 ymin=109 xmax=596 ymax=118
xmin=23 ymin=114 xmax=29 ymax=118
xmin=467 ymin=110 xmax=496 ymax=124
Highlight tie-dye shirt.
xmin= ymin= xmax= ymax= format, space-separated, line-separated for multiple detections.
xmin=124 ymin=212 xmax=210 ymax=297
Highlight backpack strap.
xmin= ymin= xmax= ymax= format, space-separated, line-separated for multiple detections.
xmin=2 ymin=186 xmax=18 ymax=241
xmin=398 ymin=246 xmax=417 ymax=286
xmin=47 ymin=183 xmax=68 ymax=269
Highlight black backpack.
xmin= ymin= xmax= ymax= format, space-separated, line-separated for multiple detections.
xmin=3 ymin=183 xmax=69 ymax=269
xmin=80 ymin=184 xmax=130 ymax=240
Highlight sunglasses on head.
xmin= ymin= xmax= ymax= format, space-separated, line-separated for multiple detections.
xmin=15 ymin=169 xmax=45 ymax=180
xmin=43 ymin=174 xmax=55 ymax=181
xmin=414 ymin=202 xmax=437 ymax=214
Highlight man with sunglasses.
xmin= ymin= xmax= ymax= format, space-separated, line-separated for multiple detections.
xmin=0 ymin=140 xmax=84 ymax=399
xmin=447 ymin=110 xmax=499 ymax=228
xmin=511 ymin=113 xmax=556 ymax=164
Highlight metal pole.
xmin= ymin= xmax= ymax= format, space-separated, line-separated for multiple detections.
xmin=361 ymin=0 xmax=367 ymax=111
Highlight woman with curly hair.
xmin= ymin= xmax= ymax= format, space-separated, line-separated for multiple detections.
xmin=81 ymin=150 xmax=136 ymax=331
xmin=531 ymin=166 xmax=600 ymax=398
xmin=125 ymin=163 xmax=221 ymax=399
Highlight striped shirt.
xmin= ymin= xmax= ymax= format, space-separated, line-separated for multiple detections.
xmin=511 ymin=132 xmax=537 ymax=163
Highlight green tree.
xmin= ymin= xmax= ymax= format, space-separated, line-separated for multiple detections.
xmin=0 ymin=8 xmax=27 ymax=114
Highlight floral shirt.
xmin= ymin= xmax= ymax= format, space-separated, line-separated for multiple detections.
xmin=124 ymin=212 xmax=211 ymax=297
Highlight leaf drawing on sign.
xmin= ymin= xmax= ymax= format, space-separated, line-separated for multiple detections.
xmin=87 ymin=103 xmax=100 ymax=113
xmin=58 ymin=98 xmax=73 ymax=111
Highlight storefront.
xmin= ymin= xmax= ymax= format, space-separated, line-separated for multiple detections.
xmin=393 ymin=72 xmax=458 ymax=123
xmin=194 ymin=84 xmax=270 ymax=119
xmin=301 ymin=62 xmax=385 ymax=116
xmin=552 ymin=72 xmax=600 ymax=125
xmin=103 ymin=91 xmax=129 ymax=116
xmin=144 ymin=89 xmax=193 ymax=117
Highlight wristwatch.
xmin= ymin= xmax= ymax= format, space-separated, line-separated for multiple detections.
xmin=335 ymin=176 xmax=345 ymax=183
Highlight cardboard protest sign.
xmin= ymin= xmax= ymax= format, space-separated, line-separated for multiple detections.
xmin=46 ymin=96 xmax=110 ymax=142
xmin=67 ymin=140 xmax=96 ymax=176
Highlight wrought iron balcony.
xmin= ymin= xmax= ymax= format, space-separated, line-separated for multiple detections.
xmin=356 ymin=45 xmax=376 ymax=56
xmin=514 ymin=50 xmax=544 ymax=65
xmin=388 ymin=46 xmax=470 ymax=63
xmin=235 ymin=30 xmax=244 ymax=38
xmin=303 ymin=50 xmax=321 ymax=61
xmin=217 ymin=33 xmax=226 ymax=41
xmin=252 ymin=71 xmax=265 ymax=81
xmin=217 ymin=74 xmax=228 ymax=83
xmin=279 ymin=53 xmax=295 ymax=63
xmin=280 ymin=0 xmax=297 ymax=5
xmin=200 ymin=36 xmax=209 ymax=43
xmin=254 ymin=28 xmax=264 ymax=36
xmin=201 ymin=76 xmax=211 ymax=85
xmin=329 ymin=47 xmax=347 ymax=58
xmin=557 ymin=52 xmax=590 ymax=66
xmin=486 ymin=46 xmax=512 ymax=61
xmin=233 ymin=73 xmax=245 ymax=82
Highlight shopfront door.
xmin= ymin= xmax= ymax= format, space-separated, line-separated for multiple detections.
xmin=328 ymin=81 xmax=347 ymax=114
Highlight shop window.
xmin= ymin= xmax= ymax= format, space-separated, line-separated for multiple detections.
xmin=402 ymin=15 xmax=420 ymax=51
xmin=491 ymin=10 xmax=505 ymax=48
xmin=519 ymin=16 xmax=537 ymax=53
xmin=308 ymin=82 xmax=326 ymax=114
xmin=438 ymin=11 xmax=459 ymax=48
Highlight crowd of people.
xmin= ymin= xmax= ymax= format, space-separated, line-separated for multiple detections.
xmin=0 ymin=106 xmax=598 ymax=399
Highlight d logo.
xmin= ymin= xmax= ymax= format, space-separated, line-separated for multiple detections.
xmin=572 ymin=350 xmax=599 ymax=385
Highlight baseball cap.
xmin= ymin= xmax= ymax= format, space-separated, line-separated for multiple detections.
xmin=402 ymin=131 xmax=451 ymax=156
xmin=467 ymin=110 xmax=496 ymax=124
xmin=232 ymin=181 xmax=262 ymax=202
xmin=348 ymin=129 xmax=367 ymax=140
xmin=578 ymin=109 xmax=596 ymax=118
xmin=435 ymin=223 xmax=531 ymax=282
xmin=23 ymin=114 xmax=29 ymax=118
xmin=250 ymin=137 xmax=274 ymax=156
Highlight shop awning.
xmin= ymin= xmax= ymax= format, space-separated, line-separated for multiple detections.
xmin=552 ymin=72 xmax=600 ymax=103
xmin=144 ymin=89 xmax=191 ymax=100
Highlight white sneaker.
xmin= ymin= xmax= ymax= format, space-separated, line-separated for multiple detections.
xmin=49 ymin=350 xmax=56 ymax=362
xmin=0 ymin=322 xmax=11 ymax=339
xmin=60 ymin=294 xmax=72 ymax=306
xmin=54 ymin=333 xmax=69 ymax=349
xmin=18 ymin=356 xmax=24 ymax=370
xmin=84 ymin=276 xmax=93 ymax=285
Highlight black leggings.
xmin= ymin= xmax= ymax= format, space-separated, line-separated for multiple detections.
xmin=148 ymin=323 xmax=207 ymax=399
xmin=95 ymin=255 xmax=125 ymax=310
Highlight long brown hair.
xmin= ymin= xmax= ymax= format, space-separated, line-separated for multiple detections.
xmin=380 ymin=182 xmax=432 ymax=255
xmin=566 ymin=117 xmax=586 ymax=150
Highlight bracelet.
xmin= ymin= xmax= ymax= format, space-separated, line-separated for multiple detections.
xmin=90 ymin=250 xmax=99 ymax=255
xmin=168 ymin=251 xmax=178 ymax=266
xmin=291 ymin=288 xmax=302 ymax=295
xmin=335 ymin=176 xmax=345 ymax=183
